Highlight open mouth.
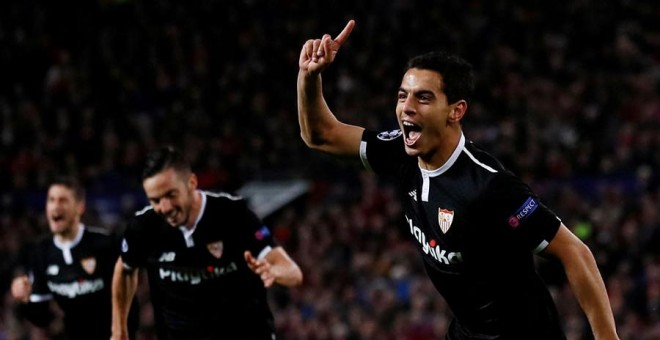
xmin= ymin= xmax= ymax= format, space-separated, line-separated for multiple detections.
xmin=402 ymin=121 xmax=422 ymax=146
xmin=50 ymin=214 xmax=64 ymax=222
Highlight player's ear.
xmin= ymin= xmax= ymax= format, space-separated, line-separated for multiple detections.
xmin=449 ymin=100 xmax=467 ymax=123
xmin=77 ymin=200 xmax=86 ymax=216
xmin=188 ymin=173 xmax=198 ymax=190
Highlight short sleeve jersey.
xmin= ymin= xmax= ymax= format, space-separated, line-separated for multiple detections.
xmin=361 ymin=130 xmax=565 ymax=339
xmin=120 ymin=191 xmax=277 ymax=340
xmin=18 ymin=225 xmax=126 ymax=340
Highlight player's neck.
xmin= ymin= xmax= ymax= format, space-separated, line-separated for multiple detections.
xmin=183 ymin=190 xmax=202 ymax=230
xmin=54 ymin=222 xmax=81 ymax=243
xmin=418 ymin=129 xmax=462 ymax=170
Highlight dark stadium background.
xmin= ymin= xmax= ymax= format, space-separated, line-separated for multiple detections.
xmin=1 ymin=1 xmax=658 ymax=339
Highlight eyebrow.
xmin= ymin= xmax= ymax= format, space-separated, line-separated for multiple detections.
xmin=148 ymin=189 xmax=176 ymax=202
xmin=398 ymin=87 xmax=436 ymax=97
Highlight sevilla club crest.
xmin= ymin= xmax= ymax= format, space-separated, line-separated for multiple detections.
xmin=81 ymin=257 xmax=97 ymax=274
xmin=207 ymin=241 xmax=224 ymax=259
xmin=438 ymin=209 xmax=454 ymax=234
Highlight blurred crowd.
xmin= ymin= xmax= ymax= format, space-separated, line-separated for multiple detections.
xmin=1 ymin=0 xmax=659 ymax=339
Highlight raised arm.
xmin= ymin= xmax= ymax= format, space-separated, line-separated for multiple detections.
xmin=111 ymin=258 xmax=139 ymax=340
xmin=244 ymin=247 xmax=303 ymax=288
xmin=297 ymin=19 xmax=364 ymax=157
xmin=543 ymin=224 xmax=619 ymax=340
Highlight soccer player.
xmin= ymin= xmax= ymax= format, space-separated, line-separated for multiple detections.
xmin=10 ymin=176 xmax=139 ymax=340
xmin=111 ymin=145 xmax=303 ymax=340
xmin=296 ymin=20 xmax=619 ymax=339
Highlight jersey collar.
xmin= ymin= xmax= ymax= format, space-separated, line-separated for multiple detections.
xmin=419 ymin=132 xmax=466 ymax=177
xmin=53 ymin=223 xmax=85 ymax=250
xmin=179 ymin=190 xmax=207 ymax=247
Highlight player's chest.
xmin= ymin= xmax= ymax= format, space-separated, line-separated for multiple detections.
xmin=42 ymin=247 xmax=107 ymax=298
xmin=401 ymin=174 xmax=491 ymax=268
xmin=43 ymin=247 xmax=103 ymax=280
xmin=147 ymin=227 xmax=242 ymax=267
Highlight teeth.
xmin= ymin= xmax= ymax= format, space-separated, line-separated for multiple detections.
xmin=403 ymin=121 xmax=414 ymax=126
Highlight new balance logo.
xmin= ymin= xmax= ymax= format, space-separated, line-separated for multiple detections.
xmin=158 ymin=252 xmax=176 ymax=262
xmin=409 ymin=190 xmax=417 ymax=201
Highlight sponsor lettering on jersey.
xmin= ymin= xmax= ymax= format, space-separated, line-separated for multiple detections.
xmin=438 ymin=209 xmax=454 ymax=234
xmin=406 ymin=215 xmax=463 ymax=265
xmin=207 ymin=241 xmax=224 ymax=259
xmin=47 ymin=265 xmax=59 ymax=276
xmin=508 ymin=197 xmax=538 ymax=228
xmin=159 ymin=262 xmax=238 ymax=285
xmin=81 ymin=257 xmax=96 ymax=275
xmin=47 ymin=278 xmax=104 ymax=298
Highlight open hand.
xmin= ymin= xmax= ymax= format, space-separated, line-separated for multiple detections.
xmin=11 ymin=275 xmax=32 ymax=303
xmin=244 ymin=251 xmax=275 ymax=287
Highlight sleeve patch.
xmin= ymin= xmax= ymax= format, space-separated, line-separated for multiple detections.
xmin=255 ymin=226 xmax=271 ymax=240
xmin=508 ymin=197 xmax=538 ymax=228
xmin=376 ymin=129 xmax=402 ymax=141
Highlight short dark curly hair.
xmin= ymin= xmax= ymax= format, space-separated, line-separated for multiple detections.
xmin=142 ymin=145 xmax=191 ymax=180
xmin=405 ymin=51 xmax=475 ymax=104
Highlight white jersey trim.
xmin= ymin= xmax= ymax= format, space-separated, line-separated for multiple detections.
xmin=178 ymin=191 xmax=207 ymax=248
xmin=29 ymin=293 xmax=53 ymax=303
xmin=533 ymin=240 xmax=550 ymax=254
xmin=257 ymin=245 xmax=273 ymax=260
xmin=462 ymin=148 xmax=498 ymax=173
xmin=418 ymin=134 xmax=466 ymax=202
xmin=419 ymin=133 xmax=466 ymax=178
xmin=53 ymin=224 xmax=85 ymax=265
xmin=359 ymin=141 xmax=372 ymax=172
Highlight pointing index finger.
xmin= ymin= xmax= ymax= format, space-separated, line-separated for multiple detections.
xmin=334 ymin=20 xmax=355 ymax=46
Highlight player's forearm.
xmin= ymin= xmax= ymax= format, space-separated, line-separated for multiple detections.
xmin=263 ymin=247 xmax=303 ymax=287
xmin=272 ymin=262 xmax=303 ymax=287
xmin=297 ymin=70 xmax=336 ymax=149
xmin=563 ymin=243 xmax=619 ymax=339
xmin=111 ymin=260 xmax=138 ymax=339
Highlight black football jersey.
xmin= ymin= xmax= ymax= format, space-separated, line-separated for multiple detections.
xmin=120 ymin=191 xmax=278 ymax=340
xmin=361 ymin=130 xmax=565 ymax=339
xmin=17 ymin=225 xmax=127 ymax=340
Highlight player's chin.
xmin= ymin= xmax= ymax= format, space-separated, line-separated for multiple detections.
xmin=404 ymin=145 xmax=421 ymax=157
xmin=165 ymin=214 xmax=183 ymax=227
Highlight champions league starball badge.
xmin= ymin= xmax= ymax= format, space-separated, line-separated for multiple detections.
xmin=377 ymin=129 xmax=402 ymax=141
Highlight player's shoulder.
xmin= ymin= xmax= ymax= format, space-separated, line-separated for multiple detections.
xmin=131 ymin=204 xmax=160 ymax=219
xmin=462 ymin=139 xmax=507 ymax=173
xmin=128 ymin=204 xmax=162 ymax=229
xmin=81 ymin=225 xmax=116 ymax=243
xmin=31 ymin=233 xmax=56 ymax=251
xmin=84 ymin=225 xmax=113 ymax=237
xmin=202 ymin=190 xmax=251 ymax=217
xmin=203 ymin=190 xmax=246 ymax=205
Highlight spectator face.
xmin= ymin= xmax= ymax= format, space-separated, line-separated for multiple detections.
xmin=143 ymin=167 xmax=197 ymax=227
xmin=46 ymin=184 xmax=84 ymax=236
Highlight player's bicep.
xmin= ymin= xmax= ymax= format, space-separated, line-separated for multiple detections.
xmin=313 ymin=122 xmax=364 ymax=157
xmin=540 ymin=223 xmax=588 ymax=260
xmin=118 ymin=218 xmax=150 ymax=270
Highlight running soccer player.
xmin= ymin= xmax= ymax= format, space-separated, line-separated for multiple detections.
xmin=111 ymin=145 xmax=303 ymax=340
xmin=296 ymin=20 xmax=619 ymax=339
xmin=10 ymin=176 xmax=139 ymax=340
